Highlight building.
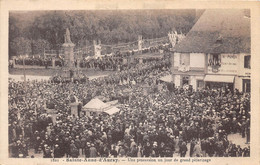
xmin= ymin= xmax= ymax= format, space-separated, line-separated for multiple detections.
xmin=171 ymin=9 xmax=250 ymax=92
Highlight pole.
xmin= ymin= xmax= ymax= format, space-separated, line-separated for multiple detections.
xmin=44 ymin=48 xmax=46 ymax=59
xmin=127 ymin=55 xmax=130 ymax=85
xmin=23 ymin=57 xmax=26 ymax=91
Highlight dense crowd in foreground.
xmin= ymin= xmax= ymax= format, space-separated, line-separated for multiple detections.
xmin=8 ymin=56 xmax=250 ymax=158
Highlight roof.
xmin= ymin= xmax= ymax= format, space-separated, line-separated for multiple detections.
xmin=173 ymin=9 xmax=250 ymax=54
xmin=104 ymin=106 xmax=120 ymax=115
xmin=83 ymin=98 xmax=109 ymax=111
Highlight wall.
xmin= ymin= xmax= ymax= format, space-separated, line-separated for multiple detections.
xmin=190 ymin=76 xmax=197 ymax=90
xmin=234 ymin=76 xmax=242 ymax=91
xmin=207 ymin=54 xmax=239 ymax=75
xmin=174 ymin=75 xmax=181 ymax=87
xmin=174 ymin=53 xmax=180 ymax=68
xmin=190 ymin=53 xmax=205 ymax=68
xmin=238 ymin=54 xmax=251 ymax=77
xmin=190 ymin=75 xmax=204 ymax=91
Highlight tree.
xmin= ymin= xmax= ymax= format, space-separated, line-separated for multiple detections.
xmin=10 ymin=37 xmax=31 ymax=56
xmin=9 ymin=16 xmax=21 ymax=58
xmin=9 ymin=9 xmax=197 ymax=54
xmin=32 ymin=39 xmax=50 ymax=55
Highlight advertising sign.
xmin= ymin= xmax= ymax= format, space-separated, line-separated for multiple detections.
xmin=208 ymin=54 xmax=238 ymax=74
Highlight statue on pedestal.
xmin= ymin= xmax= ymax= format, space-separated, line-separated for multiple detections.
xmin=64 ymin=28 xmax=72 ymax=43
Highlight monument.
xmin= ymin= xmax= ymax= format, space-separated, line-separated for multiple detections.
xmin=62 ymin=28 xmax=75 ymax=79
xmin=62 ymin=28 xmax=81 ymax=117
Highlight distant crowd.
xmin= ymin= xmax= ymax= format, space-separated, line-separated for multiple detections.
xmin=10 ymin=44 xmax=170 ymax=71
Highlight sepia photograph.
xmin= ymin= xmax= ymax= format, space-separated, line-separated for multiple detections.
xmin=7 ymin=8 xmax=252 ymax=159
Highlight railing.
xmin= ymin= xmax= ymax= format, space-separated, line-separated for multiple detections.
xmin=42 ymin=32 xmax=183 ymax=58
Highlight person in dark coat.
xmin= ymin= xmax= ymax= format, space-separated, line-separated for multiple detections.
xmin=179 ymin=142 xmax=188 ymax=157
xmin=84 ymin=142 xmax=90 ymax=158
xmin=43 ymin=146 xmax=52 ymax=158
xmin=54 ymin=144 xmax=63 ymax=158
xmin=143 ymin=141 xmax=152 ymax=157
xmin=190 ymin=139 xmax=196 ymax=157
xmin=80 ymin=136 xmax=87 ymax=155
xmin=158 ymin=142 xmax=166 ymax=157
xmin=89 ymin=144 xmax=98 ymax=157
xmin=70 ymin=140 xmax=79 ymax=158
xmin=243 ymin=146 xmax=250 ymax=157
xmin=129 ymin=144 xmax=138 ymax=157
xmin=74 ymin=136 xmax=81 ymax=156
xmin=110 ymin=145 xmax=118 ymax=157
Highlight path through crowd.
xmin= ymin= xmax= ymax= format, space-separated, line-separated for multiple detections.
xmin=227 ymin=133 xmax=249 ymax=148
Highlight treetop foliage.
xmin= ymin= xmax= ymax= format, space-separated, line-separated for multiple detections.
xmin=9 ymin=10 xmax=196 ymax=57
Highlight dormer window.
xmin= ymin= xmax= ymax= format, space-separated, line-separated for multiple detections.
xmin=216 ymin=39 xmax=222 ymax=44
xmin=244 ymin=55 xmax=251 ymax=69
xmin=208 ymin=54 xmax=221 ymax=67
xmin=216 ymin=36 xmax=223 ymax=44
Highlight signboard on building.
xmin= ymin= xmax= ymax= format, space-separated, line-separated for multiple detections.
xmin=208 ymin=54 xmax=238 ymax=74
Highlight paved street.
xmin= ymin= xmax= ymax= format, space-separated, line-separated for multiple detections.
xmin=227 ymin=133 xmax=249 ymax=148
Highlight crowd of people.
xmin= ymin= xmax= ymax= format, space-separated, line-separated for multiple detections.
xmin=8 ymin=53 xmax=250 ymax=158
xmin=10 ymin=44 xmax=170 ymax=71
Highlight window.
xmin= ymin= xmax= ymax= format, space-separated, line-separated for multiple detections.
xmin=180 ymin=53 xmax=190 ymax=66
xmin=208 ymin=54 xmax=221 ymax=67
xmin=197 ymin=80 xmax=204 ymax=89
xmin=243 ymin=79 xmax=251 ymax=93
xmin=244 ymin=55 xmax=251 ymax=69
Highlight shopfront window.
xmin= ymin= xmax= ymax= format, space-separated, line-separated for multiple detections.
xmin=244 ymin=55 xmax=251 ymax=69
xmin=197 ymin=80 xmax=204 ymax=89
xmin=182 ymin=76 xmax=190 ymax=86
xmin=243 ymin=79 xmax=251 ymax=93
xmin=205 ymin=82 xmax=233 ymax=91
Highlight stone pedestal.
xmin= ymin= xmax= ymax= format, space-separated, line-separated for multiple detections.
xmin=139 ymin=58 xmax=143 ymax=64
xmin=52 ymin=58 xmax=56 ymax=68
xmin=93 ymin=40 xmax=101 ymax=58
xmin=63 ymin=43 xmax=75 ymax=69
xmin=70 ymin=102 xmax=79 ymax=117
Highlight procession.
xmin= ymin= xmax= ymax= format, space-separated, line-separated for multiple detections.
xmin=8 ymin=9 xmax=251 ymax=158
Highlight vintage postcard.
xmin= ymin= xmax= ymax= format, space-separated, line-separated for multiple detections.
xmin=0 ymin=0 xmax=259 ymax=165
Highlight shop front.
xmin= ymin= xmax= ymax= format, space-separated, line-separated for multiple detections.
xmin=204 ymin=75 xmax=235 ymax=91
xmin=242 ymin=79 xmax=251 ymax=93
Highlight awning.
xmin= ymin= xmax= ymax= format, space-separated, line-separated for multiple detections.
xmin=204 ymin=75 xmax=235 ymax=83
xmin=104 ymin=106 xmax=120 ymax=115
xmin=159 ymin=75 xmax=172 ymax=83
